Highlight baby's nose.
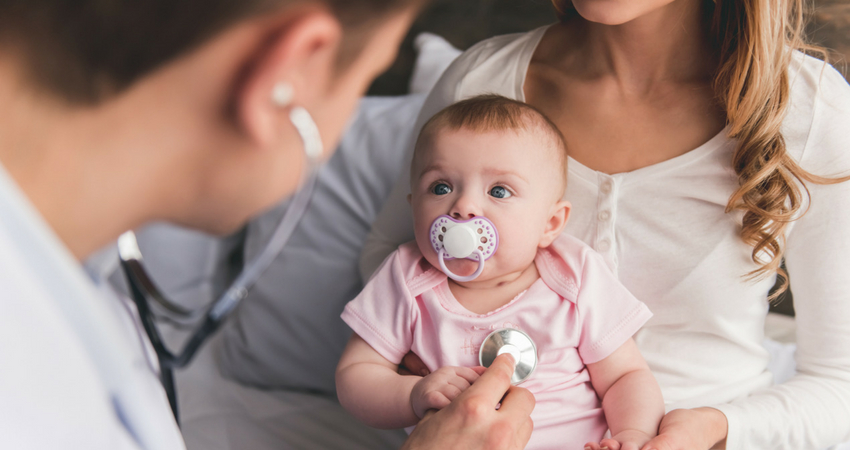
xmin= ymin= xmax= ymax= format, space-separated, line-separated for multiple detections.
xmin=450 ymin=195 xmax=481 ymax=220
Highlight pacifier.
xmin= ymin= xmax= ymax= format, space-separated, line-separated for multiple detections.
xmin=429 ymin=215 xmax=499 ymax=282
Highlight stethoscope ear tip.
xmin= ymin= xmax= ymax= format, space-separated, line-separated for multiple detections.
xmin=117 ymin=231 xmax=143 ymax=262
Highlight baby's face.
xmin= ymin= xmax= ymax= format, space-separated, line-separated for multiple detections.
xmin=410 ymin=127 xmax=567 ymax=282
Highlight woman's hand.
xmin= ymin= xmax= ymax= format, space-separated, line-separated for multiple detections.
xmin=401 ymin=354 xmax=535 ymax=450
xmin=641 ymin=408 xmax=728 ymax=450
xmin=399 ymin=351 xmax=430 ymax=377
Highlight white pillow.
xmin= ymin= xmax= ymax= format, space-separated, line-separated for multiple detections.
xmin=409 ymin=33 xmax=463 ymax=94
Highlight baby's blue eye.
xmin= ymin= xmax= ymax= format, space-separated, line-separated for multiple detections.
xmin=432 ymin=183 xmax=452 ymax=195
xmin=489 ymin=186 xmax=511 ymax=199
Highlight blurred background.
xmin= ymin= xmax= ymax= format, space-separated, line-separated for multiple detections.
xmin=369 ymin=0 xmax=850 ymax=96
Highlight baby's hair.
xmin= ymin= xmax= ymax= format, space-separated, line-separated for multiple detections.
xmin=414 ymin=94 xmax=569 ymax=194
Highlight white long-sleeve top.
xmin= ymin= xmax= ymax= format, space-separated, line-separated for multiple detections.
xmin=360 ymin=26 xmax=850 ymax=450
xmin=0 ymin=160 xmax=185 ymax=449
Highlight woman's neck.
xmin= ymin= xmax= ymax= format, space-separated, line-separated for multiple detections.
xmin=560 ymin=0 xmax=715 ymax=93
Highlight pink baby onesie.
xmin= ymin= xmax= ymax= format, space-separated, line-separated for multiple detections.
xmin=341 ymin=234 xmax=652 ymax=450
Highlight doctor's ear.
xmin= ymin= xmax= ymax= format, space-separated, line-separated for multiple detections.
xmin=539 ymin=200 xmax=571 ymax=248
xmin=236 ymin=6 xmax=342 ymax=146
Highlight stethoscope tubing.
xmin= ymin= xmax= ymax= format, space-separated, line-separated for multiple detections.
xmin=118 ymin=104 xmax=323 ymax=423
xmin=119 ymin=167 xmax=318 ymax=421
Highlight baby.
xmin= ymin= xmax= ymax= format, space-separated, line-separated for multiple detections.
xmin=336 ymin=95 xmax=663 ymax=450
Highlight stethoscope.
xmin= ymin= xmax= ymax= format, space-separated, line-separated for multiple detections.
xmin=118 ymin=98 xmax=323 ymax=422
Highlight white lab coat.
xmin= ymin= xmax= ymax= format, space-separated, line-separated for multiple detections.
xmin=0 ymin=163 xmax=184 ymax=450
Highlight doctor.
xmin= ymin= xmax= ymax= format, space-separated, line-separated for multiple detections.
xmin=0 ymin=1 xmax=533 ymax=449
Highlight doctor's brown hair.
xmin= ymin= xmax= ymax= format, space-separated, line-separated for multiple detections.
xmin=551 ymin=0 xmax=850 ymax=298
xmin=0 ymin=0 xmax=421 ymax=105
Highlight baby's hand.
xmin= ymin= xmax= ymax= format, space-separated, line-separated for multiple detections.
xmin=410 ymin=366 xmax=484 ymax=419
xmin=585 ymin=429 xmax=654 ymax=450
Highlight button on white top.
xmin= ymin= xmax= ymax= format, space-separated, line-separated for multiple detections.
xmin=600 ymin=180 xmax=613 ymax=194
xmin=598 ymin=239 xmax=611 ymax=252
xmin=598 ymin=210 xmax=611 ymax=222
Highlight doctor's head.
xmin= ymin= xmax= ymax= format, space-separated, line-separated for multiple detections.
xmin=0 ymin=0 xmax=422 ymax=249
xmin=409 ymin=95 xmax=572 ymax=283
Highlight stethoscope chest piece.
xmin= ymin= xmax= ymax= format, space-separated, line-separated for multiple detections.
xmin=479 ymin=328 xmax=537 ymax=385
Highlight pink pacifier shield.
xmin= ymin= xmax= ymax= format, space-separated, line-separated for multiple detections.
xmin=430 ymin=215 xmax=499 ymax=261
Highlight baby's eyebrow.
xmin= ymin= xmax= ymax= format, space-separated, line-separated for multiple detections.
xmin=416 ymin=164 xmax=445 ymax=179
xmin=481 ymin=168 xmax=529 ymax=185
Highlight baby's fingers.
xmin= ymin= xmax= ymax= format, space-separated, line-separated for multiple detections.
xmin=599 ymin=438 xmax=622 ymax=450
xmin=421 ymin=390 xmax=452 ymax=411
xmin=453 ymin=366 xmax=482 ymax=384
xmin=438 ymin=383 xmax=463 ymax=402
xmin=447 ymin=376 xmax=471 ymax=394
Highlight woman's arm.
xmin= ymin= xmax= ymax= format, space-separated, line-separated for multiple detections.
xmin=644 ymin=64 xmax=850 ymax=450
xmin=712 ymin=71 xmax=850 ymax=448
xmin=584 ymin=338 xmax=665 ymax=450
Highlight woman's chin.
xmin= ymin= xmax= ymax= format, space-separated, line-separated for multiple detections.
xmin=572 ymin=0 xmax=657 ymax=26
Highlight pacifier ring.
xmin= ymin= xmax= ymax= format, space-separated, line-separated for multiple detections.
xmin=438 ymin=249 xmax=486 ymax=282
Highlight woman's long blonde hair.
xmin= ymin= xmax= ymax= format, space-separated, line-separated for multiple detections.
xmin=554 ymin=0 xmax=849 ymax=299
xmin=712 ymin=0 xmax=849 ymax=299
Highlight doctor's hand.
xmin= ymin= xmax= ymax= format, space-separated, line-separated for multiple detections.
xmin=401 ymin=354 xmax=535 ymax=450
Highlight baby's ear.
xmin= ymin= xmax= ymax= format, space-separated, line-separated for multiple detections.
xmin=539 ymin=200 xmax=571 ymax=248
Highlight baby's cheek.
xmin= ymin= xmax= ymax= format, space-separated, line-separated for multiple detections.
xmin=494 ymin=233 xmax=540 ymax=269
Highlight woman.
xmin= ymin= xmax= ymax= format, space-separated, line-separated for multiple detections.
xmin=0 ymin=1 xmax=533 ymax=449
xmin=362 ymin=0 xmax=850 ymax=448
